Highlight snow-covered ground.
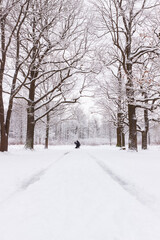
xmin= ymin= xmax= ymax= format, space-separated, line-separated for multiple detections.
xmin=0 ymin=145 xmax=160 ymax=240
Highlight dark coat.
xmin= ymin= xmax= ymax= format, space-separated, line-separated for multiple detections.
xmin=74 ymin=140 xmax=80 ymax=148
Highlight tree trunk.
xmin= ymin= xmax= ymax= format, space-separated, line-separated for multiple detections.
xmin=128 ymin=104 xmax=137 ymax=150
xmin=25 ymin=14 xmax=37 ymax=150
xmin=45 ymin=112 xmax=50 ymax=149
xmin=0 ymin=125 xmax=8 ymax=151
xmin=117 ymin=128 xmax=125 ymax=148
xmin=142 ymin=107 xmax=149 ymax=150
xmin=25 ymin=75 xmax=36 ymax=149
xmin=0 ymin=73 xmax=8 ymax=151
xmin=0 ymin=5 xmax=8 ymax=151
xmin=5 ymin=95 xmax=15 ymax=149
xmin=125 ymin=21 xmax=137 ymax=151
xmin=25 ymin=104 xmax=35 ymax=149
xmin=0 ymin=106 xmax=8 ymax=151
xmin=142 ymin=130 xmax=147 ymax=150
xmin=116 ymin=126 xmax=121 ymax=147
xmin=127 ymin=85 xmax=138 ymax=151
xmin=116 ymin=112 xmax=125 ymax=148
xmin=122 ymin=132 xmax=125 ymax=148
xmin=5 ymin=32 xmax=20 ymax=144
xmin=126 ymin=62 xmax=137 ymax=151
xmin=116 ymin=65 xmax=125 ymax=149
xmin=45 ymin=137 xmax=48 ymax=149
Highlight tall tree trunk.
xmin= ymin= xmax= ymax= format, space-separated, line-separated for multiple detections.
xmin=45 ymin=112 xmax=50 ymax=149
xmin=25 ymin=106 xmax=35 ymax=149
xmin=116 ymin=112 xmax=125 ymax=148
xmin=25 ymin=78 xmax=35 ymax=149
xmin=142 ymin=130 xmax=147 ymax=150
xmin=142 ymin=101 xmax=149 ymax=150
xmin=25 ymin=77 xmax=36 ymax=150
xmin=140 ymin=87 xmax=149 ymax=150
xmin=25 ymin=14 xmax=37 ymax=150
xmin=126 ymin=61 xmax=137 ymax=151
xmin=5 ymin=77 xmax=18 ymax=149
xmin=0 ymin=68 xmax=8 ymax=151
xmin=128 ymin=104 xmax=137 ymax=150
xmin=125 ymin=19 xmax=137 ymax=151
xmin=0 ymin=4 xmax=8 ymax=151
xmin=116 ymin=113 xmax=123 ymax=146
xmin=122 ymin=132 xmax=125 ymax=148
xmin=116 ymin=66 xmax=125 ymax=148
xmin=0 ymin=86 xmax=8 ymax=151
xmin=5 ymin=30 xmax=20 ymax=143
xmin=116 ymin=125 xmax=121 ymax=147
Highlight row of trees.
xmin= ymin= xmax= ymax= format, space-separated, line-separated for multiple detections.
xmin=93 ymin=0 xmax=160 ymax=150
xmin=9 ymin=99 xmax=160 ymax=147
xmin=10 ymin=102 xmax=116 ymax=146
xmin=0 ymin=0 xmax=94 ymax=151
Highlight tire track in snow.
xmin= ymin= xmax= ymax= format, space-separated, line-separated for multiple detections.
xmin=88 ymin=153 xmax=158 ymax=213
xmin=0 ymin=151 xmax=70 ymax=206
xmin=20 ymin=151 xmax=70 ymax=190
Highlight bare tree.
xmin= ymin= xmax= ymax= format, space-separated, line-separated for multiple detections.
xmin=14 ymin=0 xmax=91 ymax=149
xmin=0 ymin=0 xmax=31 ymax=151
xmin=94 ymin=0 xmax=160 ymax=150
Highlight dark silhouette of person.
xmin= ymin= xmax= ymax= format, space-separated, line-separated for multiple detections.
xmin=74 ymin=140 xmax=80 ymax=148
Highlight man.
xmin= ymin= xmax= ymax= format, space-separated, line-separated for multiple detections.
xmin=74 ymin=140 xmax=81 ymax=149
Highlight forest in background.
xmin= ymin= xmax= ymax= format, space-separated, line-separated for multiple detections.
xmin=9 ymin=99 xmax=160 ymax=147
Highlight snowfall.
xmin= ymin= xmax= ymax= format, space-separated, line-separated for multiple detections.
xmin=0 ymin=145 xmax=160 ymax=240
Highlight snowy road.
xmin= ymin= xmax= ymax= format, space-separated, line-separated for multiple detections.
xmin=0 ymin=146 xmax=160 ymax=240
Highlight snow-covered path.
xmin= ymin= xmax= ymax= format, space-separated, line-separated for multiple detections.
xmin=0 ymin=146 xmax=160 ymax=240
